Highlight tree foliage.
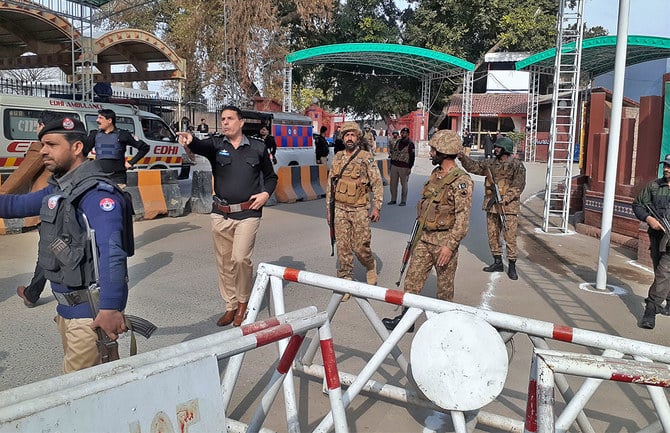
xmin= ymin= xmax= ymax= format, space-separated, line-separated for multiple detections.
xmin=98 ymin=0 xmax=331 ymax=105
xmin=98 ymin=0 xmax=608 ymax=120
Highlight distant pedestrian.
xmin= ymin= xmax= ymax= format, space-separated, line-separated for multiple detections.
xmin=363 ymin=125 xmax=376 ymax=155
xmin=333 ymin=126 xmax=345 ymax=154
xmin=387 ymin=127 xmax=415 ymax=206
xmin=259 ymin=125 xmax=277 ymax=164
xmin=196 ymin=118 xmax=209 ymax=134
xmin=314 ymin=125 xmax=330 ymax=164
xmin=483 ymin=130 xmax=494 ymax=159
xmin=383 ymin=130 xmax=473 ymax=331
xmin=633 ymin=154 xmax=670 ymax=329
xmin=458 ymin=137 xmax=526 ymax=280
xmin=462 ymin=129 xmax=473 ymax=156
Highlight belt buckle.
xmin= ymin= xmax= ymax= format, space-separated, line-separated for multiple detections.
xmin=229 ymin=203 xmax=242 ymax=213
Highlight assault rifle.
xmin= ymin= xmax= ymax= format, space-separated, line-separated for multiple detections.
xmin=329 ymin=177 xmax=337 ymax=256
xmin=395 ymin=219 xmax=420 ymax=287
xmin=81 ymin=214 xmax=156 ymax=363
xmin=644 ymin=204 xmax=670 ymax=251
xmin=485 ymin=167 xmax=508 ymax=232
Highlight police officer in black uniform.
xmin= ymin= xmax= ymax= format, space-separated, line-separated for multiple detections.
xmin=0 ymin=117 xmax=133 ymax=372
xmin=86 ymin=109 xmax=150 ymax=185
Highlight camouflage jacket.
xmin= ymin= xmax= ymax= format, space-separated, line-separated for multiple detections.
xmin=460 ymin=154 xmax=526 ymax=215
xmin=326 ymin=149 xmax=383 ymax=211
xmin=418 ymin=166 xmax=473 ymax=251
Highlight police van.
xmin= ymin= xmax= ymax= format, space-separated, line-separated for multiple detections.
xmin=240 ymin=110 xmax=315 ymax=166
xmin=0 ymin=94 xmax=182 ymax=174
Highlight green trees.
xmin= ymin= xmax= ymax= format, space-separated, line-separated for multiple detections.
xmin=99 ymin=0 xmax=604 ymax=120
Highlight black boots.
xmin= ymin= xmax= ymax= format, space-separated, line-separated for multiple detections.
xmin=483 ymin=255 xmax=504 ymax=272
xmin=483 ymin=256 xmax=518 ymax=279
xmin=640 ymin=302 xmax=657 ymax=329
xmin=507 ymin=260 xmax=518 ymax=280
xmin=382 ymin=308 xmax=415 ymax=333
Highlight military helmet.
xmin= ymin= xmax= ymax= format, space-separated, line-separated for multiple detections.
xmin=429 ymin=130 xmax=461 ymax=155
xmin=339 ymin=121 xmax=362 ymax=137
xmin=494 ymin=136 xmax=515 ymax=154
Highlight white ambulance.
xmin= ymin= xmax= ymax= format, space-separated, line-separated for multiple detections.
xmin=0 ymin=94 xmax=182 ymax=174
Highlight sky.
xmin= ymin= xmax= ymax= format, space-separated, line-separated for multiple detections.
xmin=583 ymin=0 xmax=670 ymax=37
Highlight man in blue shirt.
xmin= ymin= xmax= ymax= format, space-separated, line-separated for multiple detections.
xmin=0 ymin=117 xmax=131 ymax=372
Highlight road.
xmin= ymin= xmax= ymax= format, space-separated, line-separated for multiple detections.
xmin=0 ymin=154 xmax=664 ymax=432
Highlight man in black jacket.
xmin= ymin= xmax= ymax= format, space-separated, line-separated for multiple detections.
xmin=315 ymin=125 xmax=330 ymax=164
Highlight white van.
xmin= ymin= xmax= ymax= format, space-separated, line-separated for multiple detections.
xmin=0 ymin=94 xmax=182 ymax=174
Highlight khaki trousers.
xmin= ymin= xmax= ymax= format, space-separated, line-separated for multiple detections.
xmin=56 ymin=316 xmax=99 ymax=373
xmin=211 ymin=214 xmax=260 ymax=311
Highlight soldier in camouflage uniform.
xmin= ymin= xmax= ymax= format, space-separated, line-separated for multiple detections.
xmin=383 ymin=130 xmax=473 ymax=331
xmin=326 ymin=122 xmax=383 ymax=301
xmin=458 ymin=137 xmax=526 ymax=280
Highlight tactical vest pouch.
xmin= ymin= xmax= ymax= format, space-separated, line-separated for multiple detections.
xmin=38 ymin=195 xmax=62 ymax=273
xmin=48 ymin=237 xmax=88 ymax=287
xmin=335 ymin=178 xmax=359 ymax=205
xmin=424 ymin=188 xmax=455 ymax=230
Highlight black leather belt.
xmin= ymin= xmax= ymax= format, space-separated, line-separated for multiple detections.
xmin=53 ymin=290 xmax=89 ymax=306
xmin=213 ymin=200 xmax=254 ymax=214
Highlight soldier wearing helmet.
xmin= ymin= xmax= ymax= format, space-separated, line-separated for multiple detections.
xmin=326 ymin=121 xmax=384 ymax=300
xmin=383 ymin=130 xmax=473 ymax=331
xmin=458 ymin=134 xmax=526 ymax=280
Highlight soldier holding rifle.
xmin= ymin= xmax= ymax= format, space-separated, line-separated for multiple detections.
xmin=326 ymin=122 xmax=383 ymax=301
xmin=633 ymin=154 xmax=670 ymax=329
xmin=458 ymin=136 xmax=526 ymax=280
xmin=0 ymin=117 xmax=134 ymax=372
xmin=383 ymin=130 xmax=473 ymax=331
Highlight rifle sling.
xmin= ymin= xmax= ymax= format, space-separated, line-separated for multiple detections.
xmin=332 ymin=148 xmax=362 ymax=186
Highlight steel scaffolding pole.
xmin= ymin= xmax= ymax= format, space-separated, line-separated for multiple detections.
xmin=525 ymin=66 xmax=540 ymax=162
xmin=460 ymin=70 xmax=473 ymax=137
xmin=282 ymin=64 xmax=293 ymax=113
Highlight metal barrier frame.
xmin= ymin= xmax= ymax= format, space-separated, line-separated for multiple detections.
xmin=246 ymin=263 xmax=670 ymax=433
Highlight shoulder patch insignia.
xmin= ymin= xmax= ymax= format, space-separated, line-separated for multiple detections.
xmin=368 ymin=158 xmax=375 ymax=163
xmin=99 ymin=197 xmax=116 ymax=212
xmin=47 ymin=195 xmax=61 ymax=210
xmin=457 ymin=182 xmax=468 ymax=190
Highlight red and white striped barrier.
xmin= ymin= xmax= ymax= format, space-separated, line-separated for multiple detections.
xmin=249 ymin=263 xmax=670 ymax=433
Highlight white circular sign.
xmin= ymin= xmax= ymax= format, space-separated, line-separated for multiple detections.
xmin=410 ymin=311 xmax=508 ymax=410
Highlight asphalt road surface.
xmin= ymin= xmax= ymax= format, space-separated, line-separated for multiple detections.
xmin=0 ymin=155 xmax=665 ymax=432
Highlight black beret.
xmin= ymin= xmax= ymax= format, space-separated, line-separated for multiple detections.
xmin=401 ymin=127 xmax=410 ymax=133
xmin=38 ymin=117 xmax=87 ymax=140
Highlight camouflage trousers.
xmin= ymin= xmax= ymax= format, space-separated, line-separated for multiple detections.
xmin=487 ymin=212 xmax=519 ymax=260
xmin=404 ymin=240 xmax=459 ymax=301
xmin=335 ymin=206 xmax=375 ymax=279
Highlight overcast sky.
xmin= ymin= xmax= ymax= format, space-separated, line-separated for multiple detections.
xmin=583 ymin=0 xmax=670 ymax=37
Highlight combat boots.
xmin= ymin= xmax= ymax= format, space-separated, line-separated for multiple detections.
xmin=640 ymin=302 xmax=657 ymax=329
xmin=382 ymin=307 xmax=415 ymax=333
xmin=507 ymin=260 xmax=518 ymax=280
xmin=483 ymin=255 xmax=504 ymax=272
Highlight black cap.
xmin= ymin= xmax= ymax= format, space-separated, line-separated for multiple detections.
xmin=661 ymin=154 xmax=670 ymax=165
xmin=401 ymin=127 xmax=410 ymax=133
xmin=38 ymin=117 xmax=87 ymax=140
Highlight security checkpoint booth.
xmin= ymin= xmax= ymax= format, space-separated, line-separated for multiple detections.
xmin=2 ymin=263 xmax=670 ymax=433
